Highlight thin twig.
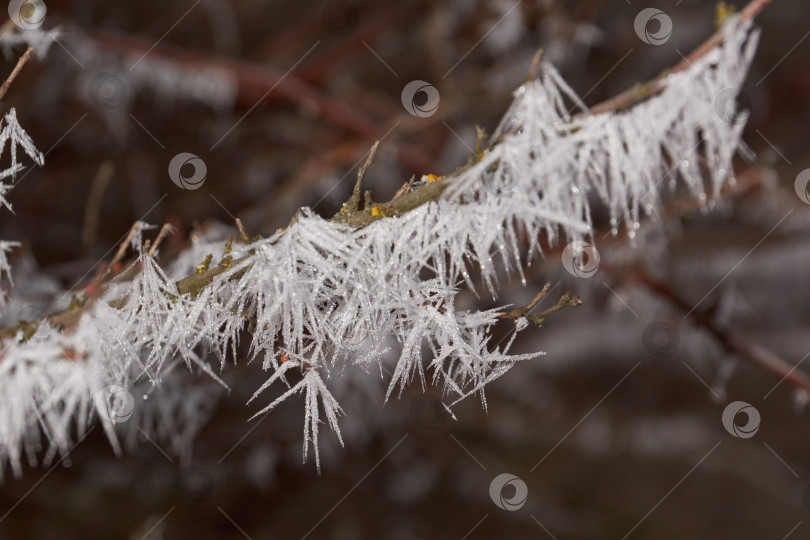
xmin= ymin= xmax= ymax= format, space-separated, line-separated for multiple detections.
xmin=526 ymin=48 xmax=544 ymax=83
xmin=82 ymin=161 xmax=114 ymax=255
xmin=0 ymin=46 xmax=33 ymax=102
xmin=89 ymin=29 xmax=437 ymax=173
xmin=391 ymin=175 xmax=415 ymax=202
xmin=147 ymin=223 xmax=174 ymax=257
xmin=496 ymin=283 xmax=581 ymax=325
xmin=235 ymin=218 xmax=249 ymax=243
xmin=111 ymin=222 xmax=143 ymax=268
xmin=498 ymin=282 xmax=551 ymax=319
xmin=348 ymin=141 xmax=379 ymax=213
xmin=526 ymin=291 xmax=582 ymax=325
xmin=634 ymin=269 xmax=810 ymax=395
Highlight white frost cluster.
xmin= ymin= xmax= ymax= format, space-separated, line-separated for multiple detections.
xmin=0 ymin=107 xmax=45 ymax=210
xmin=0 ymin=17 xmax=759 ymax=475
xmin=448 ymin=16 xmax=759 ymax=240
xmin=0 ymin=27 xmax=60 ymax=59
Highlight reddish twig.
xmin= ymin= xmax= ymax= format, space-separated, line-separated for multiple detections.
xmin=633 ymin=269 xmax=810 ymax=396
xmin=88 ymin=30 xmax=437 ymax=174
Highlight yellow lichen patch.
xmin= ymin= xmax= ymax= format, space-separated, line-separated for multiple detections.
xmin=196 ymin=254 xmax=213 ymax=274
xmin=68 ymin=294 xmax=83 ymax=311
xmin=371 ymin=206 xmax=384 ymax=217
xmin=716 ymin=2 xmax=735 ymax=28
xmin=421 ymin=173 xmax=442 ymax=183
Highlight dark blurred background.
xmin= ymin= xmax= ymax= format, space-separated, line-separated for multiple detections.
xmin=1 ymin=0 xmax=810 ymax=538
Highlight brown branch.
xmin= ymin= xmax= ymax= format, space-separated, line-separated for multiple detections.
xmin=0 ymin=46 xmax=32 ymax=102
xmin=496 ymin=282 xmax=582 ymax=325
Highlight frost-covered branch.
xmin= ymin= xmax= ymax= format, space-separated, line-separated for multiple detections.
xmin=0 ymin=13 xmax=767 ymax=477
xmin=587 ymin=0 xmax=774 ymax=116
